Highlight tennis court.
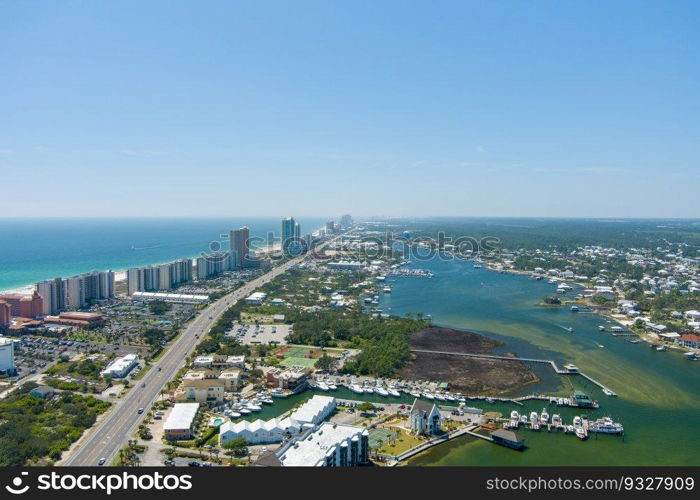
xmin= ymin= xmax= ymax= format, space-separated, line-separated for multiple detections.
xmin=368 ymin=428 xmax=398 ymax=450
xmin=284 ymin=346 xmax=315 ymax=358
xmin=280 ymin=357 xmax=317 ymax=369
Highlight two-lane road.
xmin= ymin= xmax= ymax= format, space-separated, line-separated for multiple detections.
xmin=61 ymin=233 xmax=345 ymax=466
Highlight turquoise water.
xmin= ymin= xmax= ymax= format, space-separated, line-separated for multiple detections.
xmin=0 ymin=217 xmax=329 ymax=291
xmin=377 ymin=257 xmax=700 ymax=465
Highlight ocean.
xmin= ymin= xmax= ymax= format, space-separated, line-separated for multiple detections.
xmin=0 ymin=217 xmax=330 ymax=292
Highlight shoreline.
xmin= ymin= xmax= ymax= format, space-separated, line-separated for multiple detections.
xmin=0 ymin=240 xmax=296 ymax=296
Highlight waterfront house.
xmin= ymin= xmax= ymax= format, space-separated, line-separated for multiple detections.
xmin=178 ymin=378 xmax=225 ymax=404
xmin=572 ymin=390 xmax=596 ymax=408
xmin=491 ymin=429 xmax=525 ymax=450
xmin=408 ymin=398 xmax=442 ymax=435
xmin=266 ymin=367 xmax=309 ymax=393
xmin=219 ymin=417 xmax=303 ymax=445
xmin=679 ymin=334 xmax=700 ymax=349
xmin=289 ymin=395 xmax=336 ymax=425
xmin=219 ymin=368 xmax=241 ymax=391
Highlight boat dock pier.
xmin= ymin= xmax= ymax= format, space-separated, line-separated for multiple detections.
xmin=410 ymin=349 xmax=617 ymax=396
xmin=389 ymin=425 xmax=480 ymax=465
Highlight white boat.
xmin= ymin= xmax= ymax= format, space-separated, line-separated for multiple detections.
xmin=327 ymin=383 xmax=338 ymax=390
xmin=573 ymin=416 xmax=583 ymax=428
xmin=388 ymin=388 xmax=401 ymax=397
xmin=445 ymin=394 xmax=456 ymax=402
xmin=246 ymin=404 xmax=262 ymax=412
xmin=383 ymin=286 xmax=392 ymax=293
xmin=656 ymin=345 xmax=667 ymax=351
xmin=552 ymin=414 xmax=562 ymax=426
xmin=239 ymin=408 xmax=251 ymax=415
xmin=349 ymin=384 xmax=364 ymax=394
xmin=317 ymin=382 xmax=330 ymax=391
xmin=570 ymin=305 xmax=579 ymax=312
xmin=529 ymin=411 xmax=538 ymax=423
xmin=598 ymin=325 xmax=606 ymax=331
xmin=376 ymin=387 xmax=389 ymax=397
xmin=363 ymin=386 xmax=374 ymax=394
xmin=575 ymin=427 xmax=587 ymax=440
xmin=520 ymin=415 xmax=529 ymax=424
xmin=434 ymin=393 xmax=446 ymax=401
xmin=602 ymin=388 xmax=617 ymax=397
xmin=423 ymin=392 xmax=435 ymax=400
xmin=410 ymin=391 xmax=421 ymax=398
xmin=566 ymin=425 xmax=575 ymax=434
xmin=510 ymin=410 xmax=520 ymax=420
xmin=684 ymin=352 xmax=698 ymax=361
xmin=588 ymin=417 xmax=624 ymax=434
xmin=540 ymin=409 xmax=549 ymax=424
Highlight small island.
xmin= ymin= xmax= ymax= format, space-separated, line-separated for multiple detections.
xmin=399 ymin=327 xmax=540 ymax=395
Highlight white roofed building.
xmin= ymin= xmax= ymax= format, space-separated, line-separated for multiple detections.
xmin=271 ymin=422 xmax=370 ymax=467
xmin=100 ymin=353 xmax=138 ymax=378
xmin=164 ymin=403 xmax=200 ymax=441
xmin=289 ymin=395 xmax=336 ymax=425
xmin=219 ymin=417 xmax=303 ymax=445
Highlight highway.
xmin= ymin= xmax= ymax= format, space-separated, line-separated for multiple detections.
xmin=60 ymin=240 xmax=334 ymax=466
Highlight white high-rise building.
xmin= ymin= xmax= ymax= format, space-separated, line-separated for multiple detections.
xmin=0 ymin=337 xmax=16 ymax=374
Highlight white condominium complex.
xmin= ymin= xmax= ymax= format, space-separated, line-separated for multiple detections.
xmin=126 ymin=259 xmax=193 ymax=295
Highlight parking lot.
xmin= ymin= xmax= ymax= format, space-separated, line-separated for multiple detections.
xmin=226 ymin=322 xmax=292 ymax=345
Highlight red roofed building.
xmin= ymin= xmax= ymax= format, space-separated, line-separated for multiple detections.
xmin=0 ymin=301 xmax=11 ymax=327
xmin=44 ymin=311 xmax=105 ymax=327
xmin=0 ymin=291 xmax=43 ymax=319
xmin=678 ymin=334 xmax=700 ymax=349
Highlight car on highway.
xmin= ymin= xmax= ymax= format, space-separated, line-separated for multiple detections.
xmin=98 ymin=458 xmax=106 ymax=466
xmin=137 ymin=407 xmax=145 ymax=414
xmin=141 ymin=383 xmax=146 ymax=388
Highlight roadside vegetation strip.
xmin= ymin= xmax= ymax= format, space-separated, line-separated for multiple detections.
xmin=0 ymin=383 xmax=111 ymax=466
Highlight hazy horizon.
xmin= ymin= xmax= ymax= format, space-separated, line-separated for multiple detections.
xmin=2 ymin=1 xmax=698 ymax=218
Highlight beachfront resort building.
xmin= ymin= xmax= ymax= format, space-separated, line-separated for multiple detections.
xmin=0 ymin=291 xmax=44 ymax=319
xmin=261 ymin=422 xmax=370 ymax=467
xmin=408 ymin=398 xmax=443 ymax=435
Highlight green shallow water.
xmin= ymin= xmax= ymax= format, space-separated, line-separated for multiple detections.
xmin=376 ymin=258 xmax=700 ymax=465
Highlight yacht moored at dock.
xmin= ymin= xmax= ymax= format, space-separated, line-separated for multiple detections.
xmin=588 ymin=417 xmax=624 ymax=434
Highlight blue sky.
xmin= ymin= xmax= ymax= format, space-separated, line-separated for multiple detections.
xmin=1 ymin=0 xmax=698 ymax=218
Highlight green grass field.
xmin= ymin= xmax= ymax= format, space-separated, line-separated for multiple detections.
xmin=280 ymin=357 xmax=317 ymax=369
xmin=368 ymin=428 xmax=398 ymax=450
